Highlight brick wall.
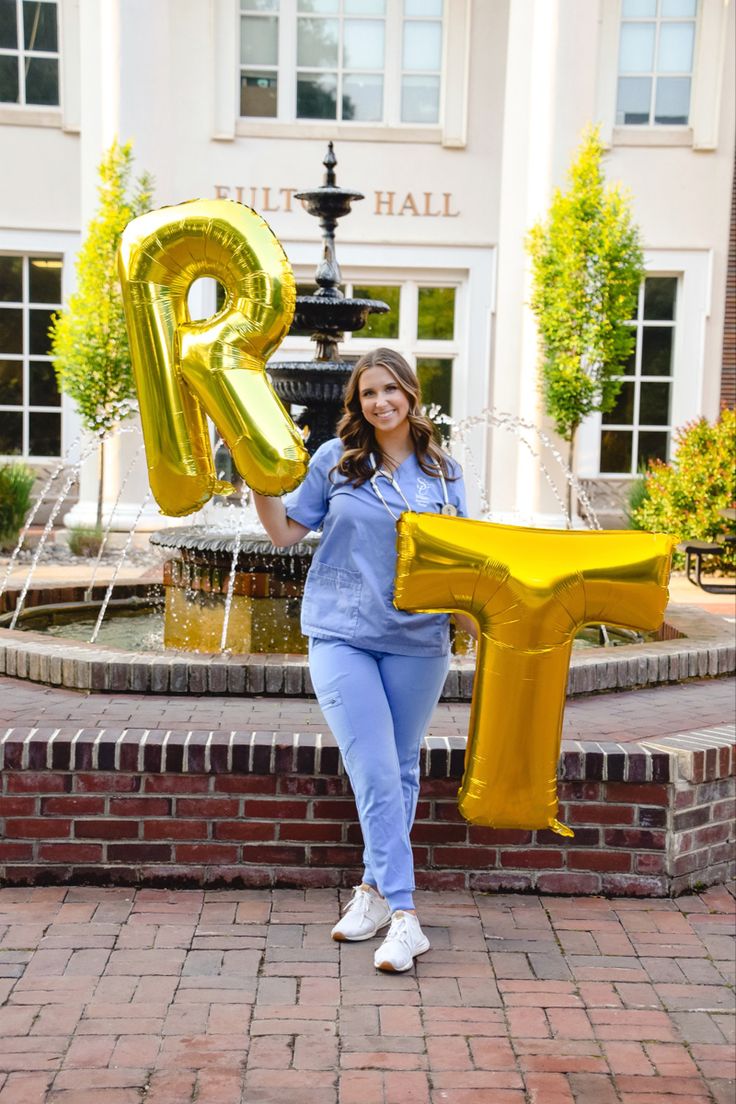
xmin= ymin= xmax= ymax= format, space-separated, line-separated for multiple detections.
xmin=1 ymin=728 xmax=732 ymax=896
xmin=671 ymin=740 xmax=736 ymax=893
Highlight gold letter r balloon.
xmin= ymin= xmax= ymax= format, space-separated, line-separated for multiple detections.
xmin=394 ymin=516 xmax=674 ymax=836
xmin=118 ymin=199 xmax=308 ymax=516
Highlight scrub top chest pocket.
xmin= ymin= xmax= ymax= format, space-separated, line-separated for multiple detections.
xmin=301 ymin=561 xmax=363 ymax=641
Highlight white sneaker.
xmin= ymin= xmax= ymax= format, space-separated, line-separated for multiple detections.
xmin=374 ymin=911 xmax=430 ymax=972
xmin=331 ymin=885 xmax=391 ymax=942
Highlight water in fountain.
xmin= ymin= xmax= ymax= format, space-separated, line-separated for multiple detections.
xmin=3 ymin=396 xmax=618 ymax=653
xmin=449 ymin=409 xmax=600 ymax=530
xmin=219 ymin=506 xmax=245 ymax=652
xmin=0 ymin=432 xmax=86 ymax=603
xmin=84 ymin=426 xmax=150 ymax=603
xmin=89 ymin=487 xmax=154 ymax=644
xmin=6 ymin=421 xmax=140 ymax=631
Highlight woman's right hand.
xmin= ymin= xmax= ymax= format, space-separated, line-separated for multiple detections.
xmin=252 ymin=491 xmax=310 ymax=549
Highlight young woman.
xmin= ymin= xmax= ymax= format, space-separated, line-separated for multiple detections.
xmin=253 ymin=348 xmax=469 ymax=972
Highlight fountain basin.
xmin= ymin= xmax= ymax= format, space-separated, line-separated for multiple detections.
xmin=149 ymin=528 xmax=316 ymax=654
xmin=0 ymin=582 xmax=733 ymax=696
xmin=6 ymin=594 xmax=684 ymax=656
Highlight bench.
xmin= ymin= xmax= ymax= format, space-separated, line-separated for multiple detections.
xmin=677 ymin=537 xmax=736 ymax=594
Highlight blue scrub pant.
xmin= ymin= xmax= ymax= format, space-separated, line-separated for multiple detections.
xmin=309 ymin=637 xmax=449 ymax=912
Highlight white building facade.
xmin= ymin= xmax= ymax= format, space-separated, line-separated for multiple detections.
xmin=0 ymin=0 xmax=734 ymax=529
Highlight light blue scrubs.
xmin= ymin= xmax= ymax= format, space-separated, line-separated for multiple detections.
xmin=283 ymin=437 xmax=467 ymax=911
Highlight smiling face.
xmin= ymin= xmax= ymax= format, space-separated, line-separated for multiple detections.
xmin=358 ymin=364 xmax=412 ymax=437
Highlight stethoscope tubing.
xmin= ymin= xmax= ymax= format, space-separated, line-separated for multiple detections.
xmin=368 ymin=452 xmax=452 ymax=522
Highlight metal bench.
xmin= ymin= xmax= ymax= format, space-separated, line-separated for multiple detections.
xmin=677 ymin=537 xmax=736 ymax=594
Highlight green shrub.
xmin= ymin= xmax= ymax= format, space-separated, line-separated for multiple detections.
xmin=626 ymin=472 xmax=649 ymax=527
xmin=630 ymin=409 xmax=736 ymax=568
xmin=67 ymin=526 xmax=104 ymax=557
xmin=0 ymin=462 xmax=36 ymax=549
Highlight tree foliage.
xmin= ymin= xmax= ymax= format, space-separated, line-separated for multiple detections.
xmin=631 ymin=409 xmax=736 ymax=568
xmin=526 ymin=126 xmax=645 ymax=446
xmin=50 ymin=140 xmax=153 ymax=434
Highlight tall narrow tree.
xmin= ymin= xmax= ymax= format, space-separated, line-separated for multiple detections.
xmin=50 ymin=140 xmax=153 ymax=530
xmin=526 ymin=125 xmax=644 ymax=521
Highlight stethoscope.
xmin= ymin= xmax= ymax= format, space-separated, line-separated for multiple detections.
xmin=369 ymin=452 xmax=457 ymax=522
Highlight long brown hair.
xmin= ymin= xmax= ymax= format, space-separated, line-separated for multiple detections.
xmin=331 ymin=348 xmax=454 ymax=486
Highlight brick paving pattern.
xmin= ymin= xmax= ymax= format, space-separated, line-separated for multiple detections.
xmin=0 ymin=674 xmax=734 ymax=744
xmin=0 ymin=884 xmax=733 ymax=1104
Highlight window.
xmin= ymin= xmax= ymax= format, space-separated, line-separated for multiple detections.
xmin=239 ymin=0 xmax=444 ymax=125
xmin=352 ymin=284 xmax=399 ymax=338
xmin=599 ymin=276 xmax=676 ymax=474
xmin=240 ymin=0 xmax=279 ymax=117
xmin=0 ymin=0 xmax=59 ymax=106
xmin=401 ymin=0 xmax=442 ymax=124
xmin=616 ymin=0 xmax=697 ymax=126
xmin=0 ymin=254 xmax=62 ymax=458
xmin=290 ymin=278 xmax=458 ymax=435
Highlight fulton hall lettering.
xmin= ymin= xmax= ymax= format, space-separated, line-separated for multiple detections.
xmin=214 ymin=186 xmax=460 ymax=218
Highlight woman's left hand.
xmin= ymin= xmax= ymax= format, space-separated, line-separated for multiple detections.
xmin=453 ymin=613 xmax=478 ymax=642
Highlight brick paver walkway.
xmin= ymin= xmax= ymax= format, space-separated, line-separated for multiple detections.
xmin=1 ymin=675 xmax=734 ymax=746
xmin=0 ymin=884 xmax=733 ymax=1104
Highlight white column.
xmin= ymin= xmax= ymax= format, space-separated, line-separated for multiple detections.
xmin=488 ymin=0 xmax=599 ymax=526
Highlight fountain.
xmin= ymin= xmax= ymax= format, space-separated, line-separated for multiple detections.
xmin=268 ymin=141 xmax=389 ymax=451
xmin=144 ymin=142 xmax=392 ymax=653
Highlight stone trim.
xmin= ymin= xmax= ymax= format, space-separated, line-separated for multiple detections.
xmin=0 ymin=586 xmax=733 ymax=697
xmin=0 ymin=726 xmax=685 ymax=782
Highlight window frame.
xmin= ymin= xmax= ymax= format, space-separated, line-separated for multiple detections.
xmin=226 ymin=0 xmax=469 ymax=145
xmin=0 ymin=0 xmax=60 ymax=108
xmin=576 ymin=249 xmax=712 ymax=481
xmin=0 ymin=251 xmax=63 ymax=462
xmin=275 ymin=272 xmax=462 ymax=426
xmin=595 ymin=0 xmax=730 ymax=150
xmin=597 ymin=274 xmax=678 ymax=476
xmin=293 ymin=4 xmax=389 ymax=126
xmin=614 ymin=0 xmax=698 ymax=129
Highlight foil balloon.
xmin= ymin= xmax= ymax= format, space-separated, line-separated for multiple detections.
xmin=118 ymin=199 xmax=308 ymax=516
xmin=394 ymin=516 xmax=674 ymax=836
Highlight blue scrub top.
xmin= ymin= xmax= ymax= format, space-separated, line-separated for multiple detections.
xmin=282 ymin=437 xmax=467 ymax=656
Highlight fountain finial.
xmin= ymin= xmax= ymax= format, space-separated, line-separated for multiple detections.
xmin=323 ymin=142 xmax=337 ymax=187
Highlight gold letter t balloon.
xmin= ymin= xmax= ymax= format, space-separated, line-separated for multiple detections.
xmin=395 ymin=516 xmax=673 ymax=836
xmin=118 ymin=199 xmax=308 ymax=515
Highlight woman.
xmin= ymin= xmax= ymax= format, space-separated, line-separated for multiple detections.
xmin=253 ymin=348 xmax=469 ymax=972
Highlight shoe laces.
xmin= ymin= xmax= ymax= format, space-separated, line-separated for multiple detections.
xmin=385 ymin=911 xmax=414 ymax=946
xmin=343 ymin=885 xmax=374 ymax=917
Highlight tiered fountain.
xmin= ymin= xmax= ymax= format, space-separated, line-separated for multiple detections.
xmin=149 ymin=143 xmax=389 ymax=653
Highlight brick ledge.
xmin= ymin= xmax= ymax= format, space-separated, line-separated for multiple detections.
xmin=1 ymin=723 xmax=734 ymax=784
xmin=1 ymin=726 xmax=732 ymax=898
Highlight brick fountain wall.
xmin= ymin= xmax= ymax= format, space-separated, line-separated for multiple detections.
xmin=0 ymin=724 xmax=733 ymax=897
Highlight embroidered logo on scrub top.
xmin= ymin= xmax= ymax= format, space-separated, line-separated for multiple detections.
xmin=416 ymin=476 xmax=432 ymax=507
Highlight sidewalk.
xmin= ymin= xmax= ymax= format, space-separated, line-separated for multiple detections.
xmin=0 ymin=883 xmax=733 ymax=1104
xmin=1 ymin=671 xmax=734 ymax=744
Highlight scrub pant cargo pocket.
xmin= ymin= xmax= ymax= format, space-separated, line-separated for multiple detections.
xmin=308 ymin=637 xmax=449 ymax=913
